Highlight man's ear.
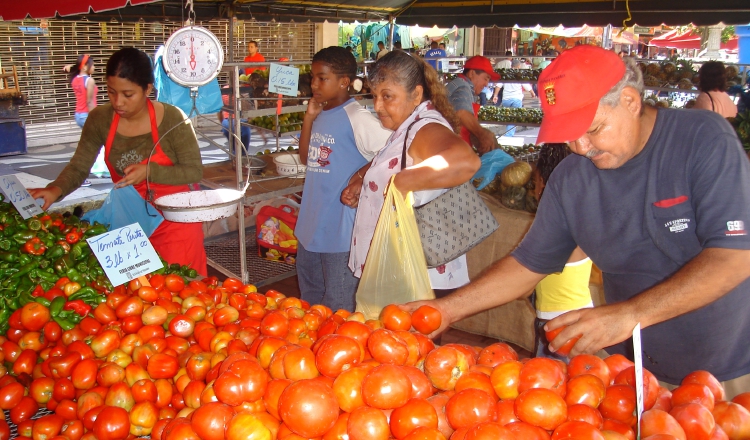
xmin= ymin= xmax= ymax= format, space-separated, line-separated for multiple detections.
xmin=620 ymin=86 xmax=642 ymax=116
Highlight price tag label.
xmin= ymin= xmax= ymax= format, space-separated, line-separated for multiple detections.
xmin=86 ymin=222 xmax=163 ymax=287
xmin=268 ymin=63 xmax=299 ymax=97
xmin=633 ymin=323 xmax=644 ymax=439
xmin=0 ymin=175 xmax=44 ymax=219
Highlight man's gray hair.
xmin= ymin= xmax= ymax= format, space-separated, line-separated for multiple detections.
xmin=599 ymin=58 xmax=643 ymax=107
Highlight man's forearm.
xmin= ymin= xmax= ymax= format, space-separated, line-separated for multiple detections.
xmin=436 ymin=255 xmax=545 ymax=326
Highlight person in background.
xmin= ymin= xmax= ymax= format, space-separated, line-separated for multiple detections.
xmin=532 ymin=49 xmax=544 ymax=70
xmin=406 ymin=46 xmax=750 ymax=398
xmin=438 ymin=43 xmax=449 ymax=72
xmin=31 ymin=48 xmax=207 ymax=276
xmin=494 ymin=58 xmax=535 ymax=136
xmin=67 ymin=55 xmax=98 ymax=128
xmin=342 ymin=50 xmax=480 ymax=291
xmin=531 ymin=143 xmax=593 ymax=362
xmin=445 ymin=55 xmax=500 ymax=153
xmin=424 ymin=40 xmax=446 ymax=71
xmin=693 ymin=61 xmax=738 ymax=118
xmin=296 ymin=46 xmax=391 ymax=312
xmin=495 ymin=50 xmax=513 ymax=70
xmin=393 ymin=41 xmax=403 ymax=51
xmin=376 ymin=41 xmax=389 ymax=60
xmin=244 ymin=41 xmax=266 ymax=75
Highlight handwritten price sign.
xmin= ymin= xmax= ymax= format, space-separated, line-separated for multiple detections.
xmin=268 ymin=63 xmax=299 ymax=97
xmin=0 ymin=175 xmax=43 ymax=219
xmin=87 ymin=223 xmax=163 ymax=287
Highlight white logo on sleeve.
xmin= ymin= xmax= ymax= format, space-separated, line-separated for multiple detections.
xmin=726 ymin=220 xmax=747 ymax=236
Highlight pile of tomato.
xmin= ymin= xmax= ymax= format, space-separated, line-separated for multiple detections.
xmin=1 ymin=274 xmax=750 ymax=440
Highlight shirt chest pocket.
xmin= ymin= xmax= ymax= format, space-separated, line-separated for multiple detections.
xmin=650 ymin=200 xmax=703 ymax=265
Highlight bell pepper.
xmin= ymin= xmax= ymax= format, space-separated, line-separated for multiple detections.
xmin=65 ymin=229 xmax=81 ymax=244
xmin=63 ymin=299 xmax=91 ymax=317
xmin=0 ymin=239 xmax=11 ymax=251
xmin=43 ymin=288 xmax=65 ymax=302
xmin=56 ymin=241 xmax=71 ymax=253
xmin=39 ymin=214 xmax=52 ymax=229
xmin=84 ymin=223 xmax=108 ymax=237
xmin=0 ymin=252 xmax=18 ymax=263
xmin=26 ymin=218 xmax=42 ymax=231
xmin=63 ymin=282 xmax=82 ymax=297
xmin=23 ymin=237 xmax=46 ymax=255
xmin=66 ymin=268 xmax=83 ymax=284
xmin=31 ymin=284 xmax=45 ymax=298
xmin=70 ymin=241 xmax=89 ymax=261
xmin=13 ymin=230 xmax=36 ymax=244
xmin=49 ymin=296 xmax=66 ymax=317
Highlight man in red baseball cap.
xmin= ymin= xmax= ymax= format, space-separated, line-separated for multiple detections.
xmin=408 ymin=44 xmax=750 ymax=396
xmin=445 ymin=55 xmax=500 ymax=154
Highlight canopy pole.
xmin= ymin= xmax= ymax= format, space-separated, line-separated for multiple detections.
xmin=388 ymin=15 xmax=396 ymax=50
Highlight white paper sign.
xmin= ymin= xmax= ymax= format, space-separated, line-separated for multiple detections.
xmin=86 ymin=223 xmax=164 ymax=287
xmin=633 ymin=323 xmax=644 ymax=439
xmin=268 ymin=63 xmax=299 ymax=97
xmin=0 ymin=174 xmax=44 ymax=219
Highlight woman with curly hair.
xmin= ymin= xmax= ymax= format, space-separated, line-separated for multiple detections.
xmin=342 ymin=50 xmax=480 ymax=289
xmin=693 ymin=61 xmax=737 ymax=118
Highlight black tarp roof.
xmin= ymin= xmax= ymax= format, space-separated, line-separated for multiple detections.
xmin=4 ymin=0 xmax=750 ymax=27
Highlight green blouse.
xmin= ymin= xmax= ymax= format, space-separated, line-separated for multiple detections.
xmin=51 ymin=102 xmax=203 ymax=199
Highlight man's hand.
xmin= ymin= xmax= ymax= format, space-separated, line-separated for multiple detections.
xmin=401 ymin=299 xmax=453 ymax=340
xmin=476 ymin=129 xmax=499 ymax=155
xmin=492 ymin=96 xmax=499 ymax=104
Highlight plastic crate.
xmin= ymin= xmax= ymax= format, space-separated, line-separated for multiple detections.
xmin=0 ymin=118 xmax=26 ymax=157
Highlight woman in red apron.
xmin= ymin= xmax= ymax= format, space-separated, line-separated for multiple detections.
xmin=31 ymin=48 xmax=207 ymax=277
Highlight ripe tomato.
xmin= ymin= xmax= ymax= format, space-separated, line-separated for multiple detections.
xmin=569 ymin=354 xmax=611 ymax=386
xmin=278 ymin=379 xmax=338 ymax=438
xmin=552 ymin=420 xmax=605 ymax=440
xmin=0 ymin=418 xmax=8 ymax=440
xmin=490 ymin=360 xmax=523 ymax=400
xmin=32 ymin=414 xmax=65 ymax=440
xmin=362 ymin=364 xmax=412 ymax=409
xmin=603 ymin=355 xmax=634 ymax=382
xmin=316 ymin=334 xmax=363 ymax=378
xmin=411 ymin=305 xmax=442 ymax=335
xmin=497 ymin=398 xmax=520 ymax=425
xmin=427 ymin=394 xmax=455 ymax=439
xmin=402 ymin=365 xmax=437 ymax=400
xmin=93 ymin=406 xmax=131 ymax=440
xmin=465 ymin=421 xmax=515 ymax=440
xmin=614 ymin=366 xmax=660 ymax=410
xmin=518 ymin=357 xmax=567 ymax=398
xmin=225 ymin=412 xmax=270 ymax=440
xmin=423 ymin=346 xmax=470 ymax=391
xmin=545 ymin=325 xmax=581 ymax=357
xmin=347 ymin=407 xmax=389 ymax=440
xmin=164 ymin=274 xmax=186 ymax=292
xmin=445 ymin=389 xmax=497 ymax=430
xmin=640 ymin=409 xmax=687 ymax=440
xmin=731 ymin=393 xmax=750 ymax=413
xmin=380 ymin=304 xmax=412 ymax=332
xmin=29 ymin=377 xmax=54 ymax=404
xmin=333 ymin=364 xmax=374 ymax=413
xmin=366 ymin=329 xmax=409 ymax=366
xmin=670 ymin=403 xmax=715 ymax=440
xmin=711 ymin=401 xmax=750 ymax=440
xmin=147 ymin=353 xmax=179 ymax=379
xmin=455 ymin=370 xmax=496 ymax=399
xmin=390 ymin=398 xmax=438 ymax=439
xmin=671 ymin=383 xmax=715 ymax=411
xmin=515 ymin=388 xmax=568 ymax=431
xmin=566 ymin=374 xmax=606 ymax=408
xmin=601 ymin=419 xmax=635 ymax=440
xmin=600 ymin=385 xmax=638 ymax=427
xmin=505 ymin=421 xmax=552 ymax=440
xmin=20 ymin=302 xmax=51 ymax=332
xmin=566 ymin=404 xmax=603 ymax=431
xmin=190 ymin=402 xmax=235 ymax=440
xmin=477 ymin=343 xmax=518 ymax=368
xmin=264 ymin=378 xmax=292 ymax=420
xmin=130 ymin=401 xmax=159 ymax=437
xmin=682 ymin=371 xmax=726 ymax=403
xmin=214 ymin=358 xmax=268 ymax=406
xmin=260 ymin=311 xmax=289 ymax=338
xmin=0 ymin=381 xmax=25 ymax=411
xmin=10 ymin=395 xmax=38 ymax=425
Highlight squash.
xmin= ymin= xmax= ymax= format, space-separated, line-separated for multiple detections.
xmin=525 ymin=191 xmax=539 ymax=213
xmin=500 ymin=186 xmax=526 ymax=211
xmin=500 ymin=161 xmax=532 ymax=187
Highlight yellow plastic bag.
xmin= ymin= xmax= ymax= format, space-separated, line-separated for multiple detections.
xmin=356 ymin=177 xmax=435 ymax=320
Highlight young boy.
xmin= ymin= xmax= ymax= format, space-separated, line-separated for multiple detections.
xmin=295 ymin=46 xmax=391 ymax=312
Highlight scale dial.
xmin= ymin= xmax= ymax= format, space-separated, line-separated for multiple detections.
xmin=163 ymin=26 xmax=224 ymax=87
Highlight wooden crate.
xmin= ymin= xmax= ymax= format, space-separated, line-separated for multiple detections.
xmin=0 ymin=66 xmax=20 ymax=98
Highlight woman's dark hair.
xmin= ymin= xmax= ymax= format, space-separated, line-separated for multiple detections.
xmin=106 ymin=47 xmax=155 ymax=90
xmin=536 ymin=143 xmax=571 ymax=186
xmin=698 ymin=61 xmax=727 ymax=92
xmin=68 ymin=54 xmax=94 ymax=82
xmin=368 ymin=50 xmax=459 ymax=131
xmin=312 ymin=46 xmax=357 ymax=79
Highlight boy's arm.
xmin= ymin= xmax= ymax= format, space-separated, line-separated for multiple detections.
xmin=299 ymin=98 xmax=325 ymax=164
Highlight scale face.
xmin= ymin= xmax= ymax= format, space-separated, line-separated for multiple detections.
xmin=163 ymin=25 xmax=224 ymax=87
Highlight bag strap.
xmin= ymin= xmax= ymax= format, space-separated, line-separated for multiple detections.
xmin=707 ymin=91 xmax=715 ymax=112
xmin=400 ymin=117 xmax=439 ymax=171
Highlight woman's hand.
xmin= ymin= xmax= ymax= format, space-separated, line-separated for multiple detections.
xmin=28 ymin=186 xmax=63 ymax=211
xmin=341 ymin=178 xmax=363 ymax=208
xmin=115 ymin=164 xmax=148 ymax=188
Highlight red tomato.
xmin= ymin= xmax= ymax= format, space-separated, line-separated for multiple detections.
xmin=518 ymin=357 xmax=567 ymax=398
xmin=367 ymin=329 xmax=409 ymax=366
xmin=682 ymin=371 xmax=726 ymax=403
xmin=316 ymin=334 xmax=363 ymax=378
xmin=32 ymin=414 xmax=65 ymax=440
xmin=93 ymin=406 xmax=130 ymax=440
xmin=614 ymin=366 xmax=660 ymax=411
xmin=600 ymin=385 xmax=638 ymax=427
xmin=568 ymin=404 xmax=604 ymax=428
xmin=410 ymin=305 xmax=442 ymax=335
xmin=670 ymin=403 xmax=716 ymax=440
xmin=333 ymin=364 xmax=374 ymax=413
xmin=497 ymin=398 xmax=520 ymax=425
xmin=20 ymin=302 xmax=51 ymax=332
xmin=465 ymin=421 xmax=515 ymax=440
xmin=9 ymin=395 xmax=38 ymax=425
xmin=569 ymin=354 xmax=612 ymax=386
xmin=13 ymin=349 xmax=38 ymax=376
xmin=445 ymin=389 xmax=497 ymax=430
xmin=348 ymin=406 xmax=390 ymax=440
xmin=390 ymin=398 xmax=438 ymax=439
xmin=640 ymin=409 xmax=687 ymax=440
xmin=335 ymin=321 xmax=373 ymax=348
xmin=189 ymin=402 xmax=235 ymax=440
xmin=164 ymin=274 xmax=186 ymax=292
xmin=551 ymin=420 xmax=605 ymax=440
xmin=260 ymin=311 xmax=289 ymax=338
xmin=490 ymin=360 xmax=523 ymax=400
xmin=361 ymin=364 xmax=412 ymax=409
xmin=225 ymin=412 xmax=270 ymax=440
xmin=731 ymin=393 xmax=750 ymax=413
xmin=671 ymin=383 xmax=715 ymax=411
xmin=402 ymin=365 xmax=437 ymax=400
xmin=654 ymin=387 xmax=674 ymax=413
xmin=147 ymin=353 xmax=179 ymax=380
xmin=603 ymin=355 xmax=634 ymax=382
xmin=477 ymin=343 xmax=518 ymax=368
xmin=515 ymin=388 xmax=568 ymax=431
xmin=213 ymin=359 xmax=268 ymax=406
xmin=278 ymin=379 xmax=338 ymax=438
xmin=566 ymin=374 xmax=607 ymax=408
xmin=423 ymin=346 xmax=470 ymax=391
xmin=29 ymin=377 xmax=54 ymax=404
xmin=0 ymin=381 xmax=26 ymax=410
xmin=380 ymin=304 xmax=412 ymax=332
xmin=545 ymin=325 xmax=581 ymax=357
xmin=602 ymin=419 xmax=635 ymax=440
xmin=711 ymin=401 xmax=750 ymax=440
xmin=168 ymin=315 xmax=195 ymax=339
xmin=505 ymin=421 xmax=552 ymax=440
xmin=427 ymin=394 xmax=455 ymax=439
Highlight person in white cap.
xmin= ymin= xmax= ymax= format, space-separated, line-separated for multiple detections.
xmin=407 ymin=45 xmax=750 ymax=397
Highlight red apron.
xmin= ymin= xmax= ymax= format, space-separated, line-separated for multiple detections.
xmin=460 ymin=100 xmax=481 ymax=146
xmin=104 ymin=101 xmax=207 ymax=276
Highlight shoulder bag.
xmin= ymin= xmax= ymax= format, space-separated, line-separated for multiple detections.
xmin=401 ymin=119 xmax=499 ymax=268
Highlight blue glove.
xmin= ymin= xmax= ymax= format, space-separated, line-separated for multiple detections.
xmin=472 ymin=149 xmax=515 ymax=190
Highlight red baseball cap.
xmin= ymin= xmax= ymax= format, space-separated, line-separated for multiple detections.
xmin=464 ymin=56 xmax=500 ymax=81
xmin=536 ymin=45 xmax=626 ymax=145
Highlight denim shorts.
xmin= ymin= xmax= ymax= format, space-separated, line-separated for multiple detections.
xmin=74 ymin=112 xmax=89 ymax=128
